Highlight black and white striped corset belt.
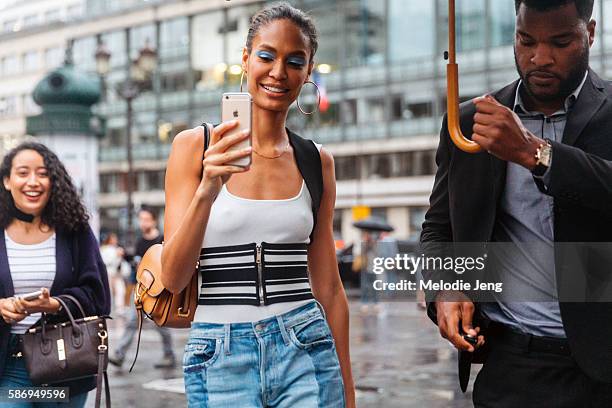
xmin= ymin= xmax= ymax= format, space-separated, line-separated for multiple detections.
xmin=198 ymin=242 xmax=314 ymax=306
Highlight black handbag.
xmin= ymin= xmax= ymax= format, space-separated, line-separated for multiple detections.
xmin=21 ymin=294 xmax=111 ymax=408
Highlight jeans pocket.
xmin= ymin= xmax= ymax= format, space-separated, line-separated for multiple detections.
xmin=183 ymin=338 xmax=221 ymax=372
xmin=289 ymin=316 xmax=334 ymax=350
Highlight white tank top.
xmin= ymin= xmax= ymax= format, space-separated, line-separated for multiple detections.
xmin=193 ymin=144 xmax=321 ymax=323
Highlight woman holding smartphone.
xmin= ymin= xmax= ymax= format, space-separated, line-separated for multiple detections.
xmin=0 ymin=142 xmax=110 ymax=407
xmin=162 ymin=3 xmax=355 ymax=407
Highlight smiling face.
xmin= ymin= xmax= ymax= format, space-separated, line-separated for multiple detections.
xmin=242 ymin=18 xmax=314 ymax=113
xmin=2 ymin=149 xmax=52 ymax=217
xmin=514 ymin=2 xmax=595 ymax=108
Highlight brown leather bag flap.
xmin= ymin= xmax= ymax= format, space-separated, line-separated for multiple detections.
xmin=136 ymin=244 xmax=166 ymax=297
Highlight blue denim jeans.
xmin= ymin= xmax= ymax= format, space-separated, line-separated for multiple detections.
xmin=183 ymin=301 xmax=345 ymax=407
xmin=0 ymin=344 xmax=88 ymax=408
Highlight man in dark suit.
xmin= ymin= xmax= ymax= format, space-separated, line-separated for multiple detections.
xmin=421 ymin=0 xmax=612 ymax=406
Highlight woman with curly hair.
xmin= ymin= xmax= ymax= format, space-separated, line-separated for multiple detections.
xmin=0 ymin=142 xmax=110 ymax=407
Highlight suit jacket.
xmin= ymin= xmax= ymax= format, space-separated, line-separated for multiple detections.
xmin=421 ymin=69 xmax=612 ymax=383
xmin=0 ymin=226 xmax=111 ymax=394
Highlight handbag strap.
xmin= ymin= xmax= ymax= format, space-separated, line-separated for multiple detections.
xmin=128 ymin=308 xmax=144 ymax=373
xmin=95 ymin=326 xmax=111 ymax=408
xmin=58 ymin=294 xmax=87 ymax=319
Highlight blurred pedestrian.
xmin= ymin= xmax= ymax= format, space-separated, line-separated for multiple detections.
xmin=358 ymin=231 xmax=380 ymax=313
xmin=100 ymin=232 xmax=126 ymax=314
xmin=0 ymin=142 xmax=111 ymax=407
xmin=161 ymin=3 xmax=354 ymax=407
xmin=109 ymin=206 xmax=176 ymax=369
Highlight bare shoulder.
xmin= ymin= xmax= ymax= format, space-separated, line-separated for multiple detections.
xmin=167 ymin=126 xmax=205 ymax=179
xmin=319 ymin=147 xmax=335 ymax=177
xmin=171 ymin=126 xmax=204 ymax=153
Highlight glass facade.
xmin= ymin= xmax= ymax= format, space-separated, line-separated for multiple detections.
xmin=37 ymin=0 xmax=607 ymax=238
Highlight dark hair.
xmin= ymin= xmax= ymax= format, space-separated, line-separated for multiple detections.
xmin=0 ymin=142 xmax=89 ymax=232
xmin=514 ymin=0 xmax=594 ymax=22
xmin=139 ymin=205 xmax=157 ymax=221
xmin=246 ymin=2 xmax=318 ymax=62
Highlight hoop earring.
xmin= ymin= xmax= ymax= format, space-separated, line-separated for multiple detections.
xmin=297 ymin=80 xmax=320 ymax=116
xmin=240 ymin=71 xmax=246 ymax=92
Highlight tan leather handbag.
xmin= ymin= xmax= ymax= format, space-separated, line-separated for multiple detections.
xmin=133 ymin=243 xmax=198 ymax=328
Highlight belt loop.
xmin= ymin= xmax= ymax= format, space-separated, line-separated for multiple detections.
xmin=524 ymin=333 xmax=533 ymax=354
xmin=315 ymin=300 xmax=327 ymax=319
xmin=224 ymin=324 xmax=231 ymax=356
xmin=276 ymin=316 xmax=291 ymax=346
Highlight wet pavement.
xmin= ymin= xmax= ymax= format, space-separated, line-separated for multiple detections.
xmin=85 ymin=299 xmax=477 ymax=407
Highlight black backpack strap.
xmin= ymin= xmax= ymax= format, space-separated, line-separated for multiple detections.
xmin=201 ymin=123 xmax=211 ymax=158
xmin=287 ymin=128 xmax=323 ymax=243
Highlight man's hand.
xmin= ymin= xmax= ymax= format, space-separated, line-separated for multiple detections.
xmin=473 ymin=95 xmax=544 ymax=170
xmin=435 ymin=290 xmax=485 ymax=352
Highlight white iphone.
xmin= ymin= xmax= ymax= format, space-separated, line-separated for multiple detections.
xmin=18 ymin=290 xmax=43 ymax=301
xmin=221 ymin=92 xmax=252 ymax=167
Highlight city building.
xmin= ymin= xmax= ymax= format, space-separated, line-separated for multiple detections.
xmin=1 ymin=0 xmax=610 ymax=245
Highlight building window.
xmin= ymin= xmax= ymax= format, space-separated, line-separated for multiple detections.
xmin=67 ymin=5 xmax=82 ymax=20
xmin=73 ymin=36 xmax=97 ymax=72
xmin=457 ymin=0 xmax=486 ymax=51
xmin=409 ymin=206 xmax=428 ymax=241
xmin=45 ymin=47 xmax=64 ymax=69
xmin=0 ymin=96 xmax=18 ymax=118
xmin=343 ymin=0 xmax=386 ymax=66
xmin=341 ymin=99 xmax=358 ymax=125
xmin=364 ymin=97 xmax=386 ymax=123
xmin=335 ymin=156 xmax=359 ymax=181
xmin=192 ymin=10 xmax=225 ymax=89
xmin=2 ymin=19 xmax=17 ymax=33
xmin=145 ymin=170 xmax=165 ymax=191
xmin=23 ymin=14 xmax=39 ymax=28
xmin=23 ymin=51 xmax=40 ymax=72
xmin=23 ymin=94 xmax=41 ymax=115
xmin=161 ymin=17 xmax=189 ymax=60
xmin=389 ymin=0 xmax=434 ymax=62
xmin=44 ymin=9 xmax=61 ymax=23
xmin=334 ymin=150 xmax=436 ymax=181
xmin=161 ymin=72 xmax=189 ymax=91
xmin=2 ymin=55 xmax=20 ymax=76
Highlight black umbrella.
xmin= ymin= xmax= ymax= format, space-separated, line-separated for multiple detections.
xmin=352 ymin=216 xmax=394 ymax=232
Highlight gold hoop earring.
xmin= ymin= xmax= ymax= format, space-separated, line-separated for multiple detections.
xmin=297 ymin=80 xmax=320 ymax=116
xmin=240 ymin=71 xmax=246 ymax=92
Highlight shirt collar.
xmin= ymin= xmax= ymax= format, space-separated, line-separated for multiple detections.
xmin=513 ymin=70 xmax=588 ymax=116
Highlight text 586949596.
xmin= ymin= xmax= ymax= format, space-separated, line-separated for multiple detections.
xmin=0 ymin=387 xmax=68 ymax=402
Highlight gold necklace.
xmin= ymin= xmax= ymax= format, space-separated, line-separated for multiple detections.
xmin=252 ymin=140 xmax=290 ymax=159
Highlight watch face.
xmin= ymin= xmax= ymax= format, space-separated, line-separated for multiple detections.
xmin=540 ymin=144 xmax=552 ymax=167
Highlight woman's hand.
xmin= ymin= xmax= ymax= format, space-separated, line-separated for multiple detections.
xmin=0 ymin=297 xmax=28 ymax=324
xmin=12 ymin=288 xmax=61 ymax=315
xmin=197 ymin=120 xmax=252 ymax=202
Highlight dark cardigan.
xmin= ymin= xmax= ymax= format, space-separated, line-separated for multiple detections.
xmin=0 ymin=226 xmax=111 ymax=395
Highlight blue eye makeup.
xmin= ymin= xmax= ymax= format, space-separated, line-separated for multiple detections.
xmin=287 ymin=56 xmax=307 ymax=68
xmin=256 ymin=50 xmax=275 ymax=61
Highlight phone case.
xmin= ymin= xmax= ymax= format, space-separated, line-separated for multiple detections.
xmin=221 ymin=92 xmax=252 ymax=167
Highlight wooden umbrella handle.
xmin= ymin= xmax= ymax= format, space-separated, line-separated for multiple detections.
xmin=447 ymin=0 xmax=482 ymax=154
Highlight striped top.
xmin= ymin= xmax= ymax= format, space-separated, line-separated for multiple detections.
xmin=5 ymin=231 xmax=56 ymax=334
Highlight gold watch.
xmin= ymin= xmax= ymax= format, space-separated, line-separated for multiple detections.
xmin=532 ymin=139 xmax=553 ymax=177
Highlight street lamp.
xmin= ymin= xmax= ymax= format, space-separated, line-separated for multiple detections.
xmin=95 ymin=39 xmax=157 ymax=249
